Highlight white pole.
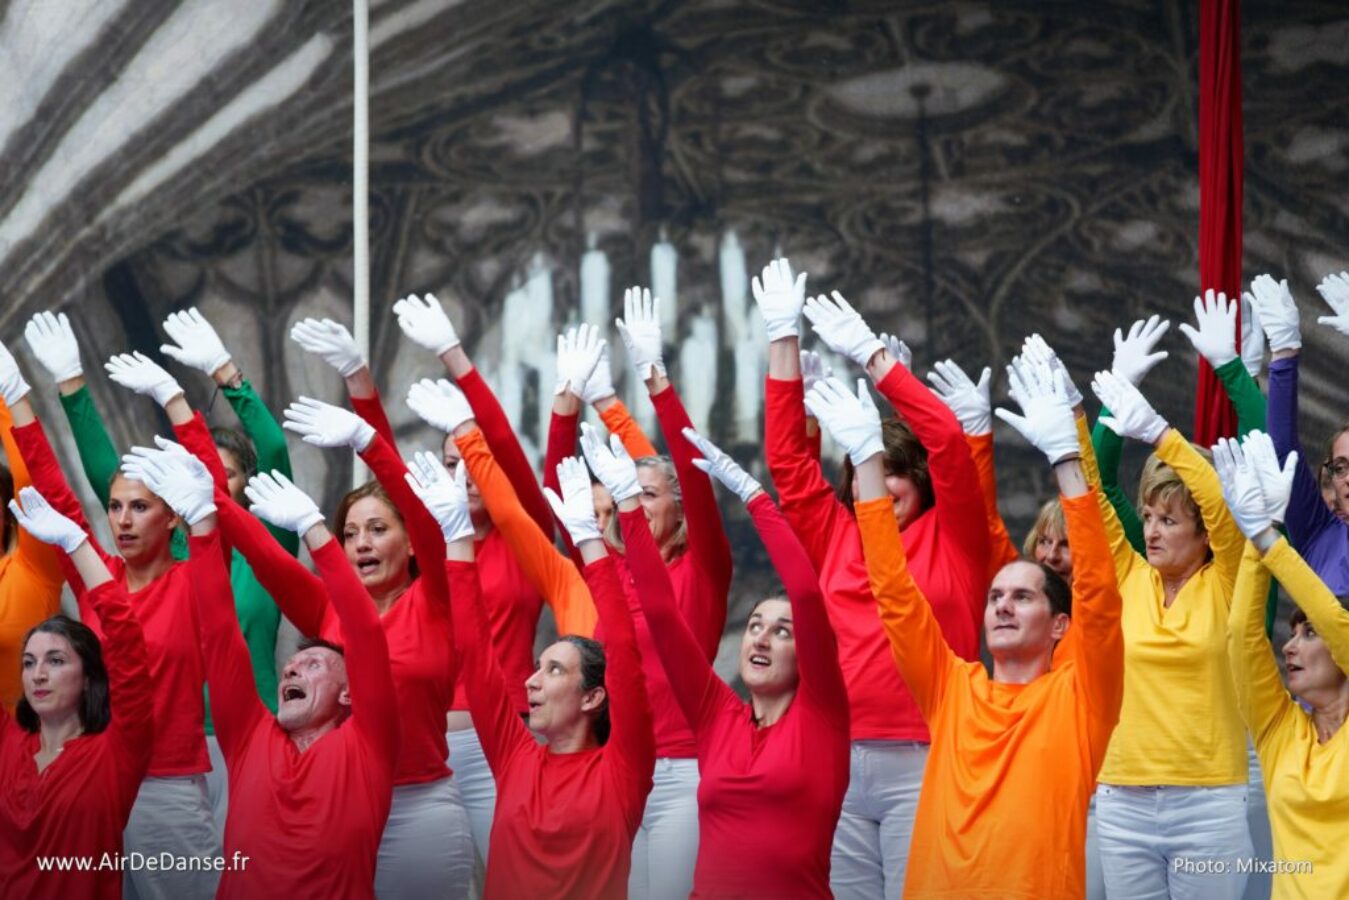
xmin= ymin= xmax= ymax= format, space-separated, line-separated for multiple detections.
xmin=352 ymin=0 xmax=370 ymax=487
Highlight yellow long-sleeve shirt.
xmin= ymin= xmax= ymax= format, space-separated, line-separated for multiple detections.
xmin=1229 ymin=538 xmax=1349 ymax=900
xmin=0 ymin=400 xmax=65 ymax=711
xmin=1089 ymin=427 xmax=1248 ymax=785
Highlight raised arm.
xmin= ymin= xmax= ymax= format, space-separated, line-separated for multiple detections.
xmin=220 ymin=374 xmax=301 ymax=556
xmin=288 ymin=315 xmax=398 ymax=449
xmin=1155 ymin=429 xmax=1245 ymax=590
xmin=1262 ymin=539 xmax=1349 ymax=678
xmin=1226 ymin=543 xmax=1291 ymax=748
xmin=648 ymin=385 xmax=733 ymax=581
xmin=0 ymin=400 xmax=62 ymax=589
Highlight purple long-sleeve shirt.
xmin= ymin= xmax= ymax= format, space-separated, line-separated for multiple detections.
xmin=1268 ymin=355 xmax=1349 ymax=597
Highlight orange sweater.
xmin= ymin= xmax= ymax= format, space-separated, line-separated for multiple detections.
xmin=0 ymin=401 xmax=64 ymax=711
xmin=857 ymin=488 xmax=1123 ymax=898
xmin=455 ymin=427 xmax=597 ymax=636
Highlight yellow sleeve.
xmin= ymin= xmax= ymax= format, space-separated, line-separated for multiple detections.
xmin=599 ymin=400 xmax=658 ymax=459
xmin=1155 ymin=429 xmax=1245 ymax=597
xmin=455 ymin=428 xmax=597 ymax=637
xmin=1226 ymin=542 xmax=1293 ymax=748
xmin=0 ymin=399 xmax=63 ymax=588
xmin=1078 ymin=414 xmax=1144 ymax=582
xmin=1262 ymin=538 xmax=1349 ymax=675
xmin=856 ymin=497 xmax=957 ymax=718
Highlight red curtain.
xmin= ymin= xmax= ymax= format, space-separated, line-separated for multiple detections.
xmin=1193 ymin=0 xmax=1243 ymax=445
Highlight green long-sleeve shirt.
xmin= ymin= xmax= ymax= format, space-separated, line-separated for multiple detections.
xmin=60 ymin=381 xmax=292 ymax=727
xmin=1090 ymin=357 xmax=1277 ymax=635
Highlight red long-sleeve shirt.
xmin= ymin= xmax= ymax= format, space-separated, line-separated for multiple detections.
xmin=764 ymin=364 xmax=989 ymax=741
xmin=191 ymin=530 xmax=398 ymax=900
xmin=0 ymin=579 xmax=153 ymax=900
xmin=207 ymin=430 xmax=455 ymax=785
xmin=621 ymin=497 xmax=850 ymax=898
xmin=448 ymin=549 xmax=654 ymax=900
xmin=13 ymin=417 xmax=210 ymax=775
xmin=546 ymin=387 xmax=733 ymax=758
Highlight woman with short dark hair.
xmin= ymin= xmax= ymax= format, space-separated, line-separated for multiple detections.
xmin=0 ymin=487 xmax=154 ymax=899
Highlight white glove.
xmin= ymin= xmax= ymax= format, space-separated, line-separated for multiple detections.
xmin=544 ymin=456 xmax=603 ymax=544
xmin=1212 ymin=437 xmax=1268 ymax=539
xmin=615 ymin=287 xmax=666 ymax=379
xmin=1090 ymin=370 xmax=1168 ymax=444
xmin=119 ymin=438 xmax=217 ymax=526
xmin=290 ymin=318 xmax=366 ymax=377
xmin=994 ymin=358 xmax=1079 ymax=464
xmin=681 ymin=427 xmax=762 ymax=503
xmin=243 ymin=471 xmax=325 ymax=534
xmin=1240 ymin=430 xmax=1298 ymax=527
xmin=751 ymin=257 xmax=807 ymax=341
xmin=1314 ymin=272 xmax=1349 ymax=339
xmin=580 ymin=339 xmax=617 ymax=404
xmin=1112 ymin=314 xmax=1172 ymax=385
xmin=404 ymin=451 xmax=475 ymax=543
xmin=406 ymin=378 xmax=474 ymax=434
xmin=1239 ymin=292 xmax=1266 ymax=378
xmin=1177 ymin=292 xmax=1235 ymax=368
xmin=392 ymin=293 xmax=461 ymax=356
xmin=1246 ymin=275 xmax=1301 ymax=352
xmin=804 ymin=376 xmax=883 ymax=466
xmin=104 ymin=352 xmax=184 ymax=407
xmin=799 ymin=350 xmax=833 ymax=396
xmin=579 ymin=421 xmax=641 ymax=502
xmin=554 ymin=324 xmax=606 ymax=398
xmin=159 ymin=307 xmax=232 ymax=376
xmin=9 ymin=486 xmax=87 ymax=554
xmin=23 ymin=311 xmax=83 ymax=382
xmin=879 ymin=332 xmax=912 ymax=369
xmin=926 ymin=359 xmax=991 ymax=436
xmin=1020 ymin=334 xmax=1083 ymax=407
xmin=0 ymin=341 xmax=32 ymax=406
xmin=802 ymin=292 xmax=884 ymax=370
xmin=282 ymin=397 xmax=376 ymax=451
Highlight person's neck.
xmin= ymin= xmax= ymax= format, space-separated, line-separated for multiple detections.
xmin=368 ymin=577 xmax=412 ymax=615
xmin=992 ymin=651 xmax=1053 ymax=685
xmin=288 ymin=717 xmax=341 ymax=753
xmin=124 ymin=551 xmax=176 ymax=592
xmin=472 ymin=512 xmax=492 ymax=542
xmin=38 ymin=710 xmax=84 ymax=756
xmin=1158 ymin=559 xmax=1204 ymax=606
xmin=1306 ymin=685 xmax=1349 ymax=744
xmin=750 ymin=688 xmax=795 ymax=728
xmin=546 ymin=722 xmax=600 ymax=755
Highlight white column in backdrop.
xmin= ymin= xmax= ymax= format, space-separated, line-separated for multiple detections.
xmin=680 ymin=310 xmax=718 ymax=434
xmin=651 ymin=228 xmax=677 ymax=336
xmin=351 ymin=0 xmax=370 ymax=487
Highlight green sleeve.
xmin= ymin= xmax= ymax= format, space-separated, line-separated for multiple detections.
xmin=1091 ymin=407 xmax=1146 ymax=555
xmin=57 ymin=386 xmax=121 ymax=509
xmin=1214 ymin=358 xmax=1267 ymax=436
xmin=1213 ymin=358 xmax=1279 ymax=638
xmin=222 ymin=380 xmax=299 ymax=557
xmin=59 ymin=386 xmax=188 ymax=560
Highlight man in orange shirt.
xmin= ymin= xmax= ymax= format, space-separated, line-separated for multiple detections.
xmin=806 ymin=353 xmax=1124 ymax=898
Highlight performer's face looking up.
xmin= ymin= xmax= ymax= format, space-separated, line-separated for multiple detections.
xmin=277 ymin=646 xmax=349 ymax=732
xmin=635 ymin=464 xmax=681 ymax=547
xmin=739 ymin=598 xmax=797 ymax=698
xmin=984 ymin=561 xmax=1069 ymax=661
xmin=1283 ymin=615 xmax=1348 ymax=702
xmin=107 ymin=475 xmax=179 ymax=565
xmin=524 ymin=641 xmax=604 ymax=740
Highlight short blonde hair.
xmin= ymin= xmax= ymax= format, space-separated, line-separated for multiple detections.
xmin=1022 ymin=497 xmax=1066 ymax=557
xmin=1136 ymin=445 xmax=1212 ymax=533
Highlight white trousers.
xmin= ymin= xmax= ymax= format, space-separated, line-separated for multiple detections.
xmin=122 ymin=774 xmax=223 ymax=900
xmin=1086 ymin=793 xmax=1107 ymax=900
xmin=628 ymin=757 xmax=700 ymax=900
xmin=204 ymin=735 xmax=228 ymax=835
xmin=447 ymin=726 xmax=498 ymax=865
xmin=1096 ymin=782 xmax=1253 ymax=900
xmin=829 ymin=740 xmax=927 ymax=900
xmin=375 ymin=778 xmax=475 ymax=900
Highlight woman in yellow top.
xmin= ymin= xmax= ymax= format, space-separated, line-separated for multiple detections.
xmin=1087 ymin=369 xmax=1253 ymax=899
xmin=1216 ymin=431 xmax=1349 ymax=900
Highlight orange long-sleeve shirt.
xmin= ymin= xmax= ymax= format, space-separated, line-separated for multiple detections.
xmin=857 ymin=488 xmax=1124 ymax=899
xmin=0 ymin=400 xmax=66 ymax=711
